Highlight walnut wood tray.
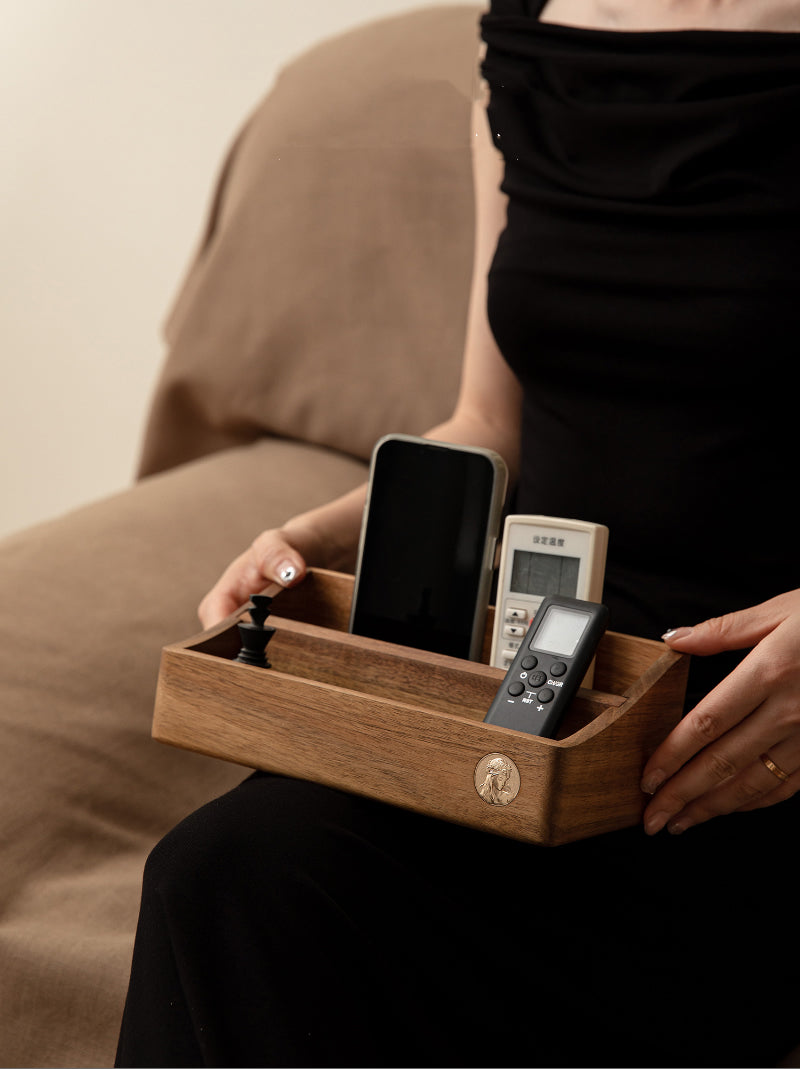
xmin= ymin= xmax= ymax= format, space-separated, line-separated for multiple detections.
xmin=152 ymin=568 xmax=688 ymax=846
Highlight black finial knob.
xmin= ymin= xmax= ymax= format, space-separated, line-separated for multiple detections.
xmin=235 ymin=595 xmax=276 ymax=668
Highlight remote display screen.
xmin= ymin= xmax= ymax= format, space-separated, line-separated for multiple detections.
xmin=510 ymin=548 xmax=580 ymax=598
xmin=533 ymin=605 xmax=590 ymax=657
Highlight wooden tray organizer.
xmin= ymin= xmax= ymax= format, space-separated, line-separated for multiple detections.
xmin=152 ymin=568 xmax=688 ymax=846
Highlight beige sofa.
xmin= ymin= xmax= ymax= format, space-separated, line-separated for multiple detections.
xmin=0 ymin=7 xmax=481 ymax=1066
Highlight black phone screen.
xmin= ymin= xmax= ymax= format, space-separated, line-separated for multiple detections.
xmin=350 ymin=438 xmax=499 ymax=658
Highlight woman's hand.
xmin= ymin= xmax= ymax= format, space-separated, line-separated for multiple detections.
xmin=197 ymin=485 xmax=369 ymax=628
xmin=197 ymin=527 xmax=310 ymax=629
xmin=640 ymin=589 xmax=800 ymax=835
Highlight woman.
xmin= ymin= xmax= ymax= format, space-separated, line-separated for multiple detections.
xmin=117 ymin=2 xmax=800 ymax=1065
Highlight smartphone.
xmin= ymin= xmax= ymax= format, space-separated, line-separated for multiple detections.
xmin=349 ymin=433 xmax=508 ymax=660
xmin=490 ymin=514 xmax=608 ymax=670
xmin=484 ymin=595 xmax=609 ymax=738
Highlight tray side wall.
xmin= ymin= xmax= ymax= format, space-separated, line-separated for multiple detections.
xmin=153 ymin=649 xmax=562 ymax=844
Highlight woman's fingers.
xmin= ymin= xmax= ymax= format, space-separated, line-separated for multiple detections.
xmin=198 ymin=533 xmax=307 ymax=628
xmin=645 ymin=732 xmax=800 ymax=835
xmin=640 ymin=591 xmax=800 ymax=833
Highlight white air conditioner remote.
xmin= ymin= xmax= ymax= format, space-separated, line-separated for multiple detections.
xmin=491 ymin=515 xmax=609 ymax=676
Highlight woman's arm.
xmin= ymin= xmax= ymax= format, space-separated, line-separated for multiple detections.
xmin=198 ymin=101 xmax=521 ymax=628
xmin=425 ymin=100 xmax=522 ymax=477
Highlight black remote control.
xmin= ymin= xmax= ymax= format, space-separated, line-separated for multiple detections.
xmin=484 ymin=595 xmax=609 ymax=738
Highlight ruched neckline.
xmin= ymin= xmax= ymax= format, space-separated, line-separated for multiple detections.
xmin=490 ymin=0 xmax=800 ymax=39
xmin=481 ymin=4 xmax=800 ymax=211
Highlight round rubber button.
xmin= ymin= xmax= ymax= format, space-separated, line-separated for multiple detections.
xmin=521 ymin=655 xmax=538 ymax=670
xmin=549 ymin=662 xmax=567 ymax=677
xmin=529 ymin=671 xmax=546 ymax=688
xmin=508 ymin=681 xmax=525 ymax=697
xmin=537 ymin=688 xmax=555 ymax=703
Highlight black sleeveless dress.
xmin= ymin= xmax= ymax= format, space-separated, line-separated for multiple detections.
xmin=482 ymin=0 xmax=800 ymax=696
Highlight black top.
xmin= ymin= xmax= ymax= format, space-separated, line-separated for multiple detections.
xmin=481 ymin=0 xmax=800 ymax=688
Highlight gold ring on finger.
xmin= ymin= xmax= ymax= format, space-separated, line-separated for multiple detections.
xmin=759 ymin=752 xmax=791 ymax=784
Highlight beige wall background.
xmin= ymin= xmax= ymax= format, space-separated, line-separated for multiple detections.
xmin=0 ymin=0 xmax=473 ymax=539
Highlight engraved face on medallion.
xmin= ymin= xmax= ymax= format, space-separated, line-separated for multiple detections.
xmin=474 ymin=753 xmax=520 ymax=806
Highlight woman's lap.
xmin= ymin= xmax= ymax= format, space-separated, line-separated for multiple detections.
xmin=116 ymin=771 xmax=799 ymax=1068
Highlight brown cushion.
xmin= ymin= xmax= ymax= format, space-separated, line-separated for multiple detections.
xmin=138 ymin=5 xmax=482 ymax=477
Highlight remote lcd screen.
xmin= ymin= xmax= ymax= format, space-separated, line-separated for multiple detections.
xmin=510 ymin=549 xmax=580 ymax=598
xmin=532 ymin=605 xmax=591 ymax=657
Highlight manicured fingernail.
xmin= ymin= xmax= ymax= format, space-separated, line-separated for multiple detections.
xmin=644 ymin=811 xmax=669 ymax=836
xmin=668 ymin=819 xmax=692 ymax=836
xmin=662 ymin=627 xmax=693 ymax=642
xmin=277 ymin=563 xmax=297 ymax=584
xmin=641 ymin=769 xmax=666 ymax=795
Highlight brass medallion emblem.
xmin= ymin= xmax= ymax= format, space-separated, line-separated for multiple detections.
xmin=474 ymin=753 xmax=520 ymax=807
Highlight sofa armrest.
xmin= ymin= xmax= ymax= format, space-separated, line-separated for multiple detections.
xmin=0 ymin=439 xmax=365 ymax=1068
